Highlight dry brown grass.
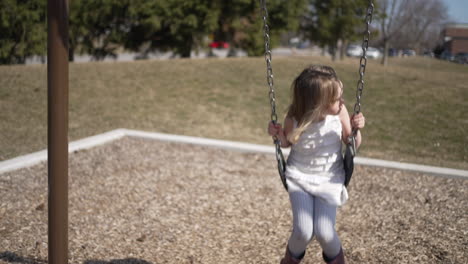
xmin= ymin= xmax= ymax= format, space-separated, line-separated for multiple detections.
xmin=0 ymin=56 xmax=467 ymax=169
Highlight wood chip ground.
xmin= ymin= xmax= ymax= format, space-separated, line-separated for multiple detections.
xmin=1 ymin=137 xmax=467 ymax=264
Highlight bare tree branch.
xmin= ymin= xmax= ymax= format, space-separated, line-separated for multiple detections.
xmin=376 ymin=0 xmax=448 ymax=65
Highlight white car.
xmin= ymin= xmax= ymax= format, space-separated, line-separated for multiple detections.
xmin=366 ymin=47 xmax=382 ymax=59
xmin=346 ymin=44 xmax=362 ymax=57
xmin=347 ymin=45 xmax=381 ymax=59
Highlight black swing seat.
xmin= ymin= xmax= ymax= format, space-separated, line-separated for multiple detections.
xmin=343 ymin=136 xmax=356 ymax=187
xmin=275 ymin=140 xmax=288 ymax=191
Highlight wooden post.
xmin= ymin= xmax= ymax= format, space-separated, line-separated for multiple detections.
xmin=47 ymin=0 xmax=69 ymax=263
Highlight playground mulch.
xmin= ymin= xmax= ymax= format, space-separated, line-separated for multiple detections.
xmin=1 ymin=137 xmax=467 ymax=264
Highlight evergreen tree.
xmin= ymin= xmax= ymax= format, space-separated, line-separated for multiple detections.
xmin=0 ymin=0 xmax=310 ymax=63
xmin=69 ymin=0 xmax=131 ymax=61
xmin=125 ymin=0 xmax=219 ymax=58
xmin=0 ymin=0 xmax=46 ymax=64
xmin=216 ymin=0 xmax=307 ymax=56
xmin=303 ymin=0 xmax=370 ymax=60
xmin=125 ymin=0 xmax=307 ymax=58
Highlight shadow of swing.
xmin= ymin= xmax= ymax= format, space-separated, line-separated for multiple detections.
xmin=84 ymin=259 xmax=153 ymax=264
xmin=0 ymin=251 xmax=46 ymax=264
xmin=0 ymin=252 xmax=153 ymax=264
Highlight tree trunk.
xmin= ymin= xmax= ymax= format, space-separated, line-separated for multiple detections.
xmin=381 ymin=39 xmax=389 ymax=66
xmin=179 ymin=37 xmax=193 ymax=58
xmin=331 ymin=45 xmax=337 ymax=61
xmin=321 ymin=45 xmax=328 ymax=56
xmin=335 ymin=39 xmax=343 ymax=60
xmin=340 ymin=39 xmax=348 ymax=60
xmin=68 ymin=44 xmax=75 ymax=62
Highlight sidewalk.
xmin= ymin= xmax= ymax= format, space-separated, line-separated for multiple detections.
xmin=25 ymin=46 xmax=327 ymax=64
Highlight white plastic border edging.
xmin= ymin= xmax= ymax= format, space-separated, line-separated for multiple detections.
xmin=1 ymin=128 xmax=467 ymax=180
xmin=0 ymin=129 xmax=127 ymax=174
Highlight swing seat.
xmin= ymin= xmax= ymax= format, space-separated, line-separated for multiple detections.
xmin=275 ymin=141 xmax=288 ymax=191
xmin=343 ymin=135 xmax=356 ymax=187
xmin=343 ymin=143 xmax=355 ymax=187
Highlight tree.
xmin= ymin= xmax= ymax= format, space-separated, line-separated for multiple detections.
xmin=125 ymin=0 xmax=307 ymax=58
xmin=0 ymin=0 xmax=46 ymax=64
xmin=378 ymin=0 xmax=409 ymax=65
xmin=69 ymin=0 xmax=132 ymax=61
xmin=0 ymin=0 xmax=322 ymax=63
xmin=302 ymin=0 xmax=371 ymax=61
xmin=393 ymin=0 xmax=447 ymax=53
xmin=215 ymin=0 xmax=264 ymax=57
xmin=213 ymin=0 xmax=307 ymax=56
xmin=377 ymin=0 xmax=447 ymax=65
xmin=124 ymin=0 xmax=219 ymax=58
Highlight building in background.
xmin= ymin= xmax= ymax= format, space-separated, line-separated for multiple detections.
xmin=442 ymin=23 xmax=468 ymax=55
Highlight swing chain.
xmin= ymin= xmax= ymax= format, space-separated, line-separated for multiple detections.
xmin=261 ymin=0 xmax=288 ymax=191
xmin=260 ymin=0 xmax=278 ymax=124
xmin=348 ymin=0 xmax=373 ymax=150
xmin=354 ymin=0 xmax=374 ymax=115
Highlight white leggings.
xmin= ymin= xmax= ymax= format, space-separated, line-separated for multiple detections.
xmin=287 ymin=181 xmax=342 ymax=259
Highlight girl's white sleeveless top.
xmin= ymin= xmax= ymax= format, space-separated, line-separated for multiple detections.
xmin=286 ymin=115 xmax=348 ymax=206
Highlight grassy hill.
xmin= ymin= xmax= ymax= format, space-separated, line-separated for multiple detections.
xmin=0 ymin=56 xmax=467 ymax=169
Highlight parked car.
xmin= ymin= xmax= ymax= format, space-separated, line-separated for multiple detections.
xmin=346 ymin=45 xmax=381 ymax=59
xmin=455 ymin=52 xmax=468 ymax=64
xmin=440 ymin=51 xmax=455 ymax=61
xmin=367 ymin=47 xmax=382 ymax=59
xmin=209 ymin=41 xmax=229 ymax=49
xmin=346 ymin=44 xmax=362 ymax=57
xmin=388 ymin=48 xmax=400 ymax=57
xmin=423 ymin=50 xmax=434 ymax=57
xmin=402 ymin=49 xmax=416 ymax=57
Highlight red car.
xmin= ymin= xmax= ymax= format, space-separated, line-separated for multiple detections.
xmin=209 ymin=41 xmax=229 ymax=49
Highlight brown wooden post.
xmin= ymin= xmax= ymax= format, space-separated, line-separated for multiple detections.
xmin=47 ymin=0 xmax=69 ymax=263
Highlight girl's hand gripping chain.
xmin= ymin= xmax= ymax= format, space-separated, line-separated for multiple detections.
xmin=351 ymin=113 xmax=365 ymax=130
xmin=347 ymin=112 xmax=365 ymax=153
xmin=268 ymin=121 xmax=283 ymax=137
xmin=268 ymin=121 xmax=290 ymax=148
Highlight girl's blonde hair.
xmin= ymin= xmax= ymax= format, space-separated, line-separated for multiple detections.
xmin=287 ymin=65 xmax=342 ymax=144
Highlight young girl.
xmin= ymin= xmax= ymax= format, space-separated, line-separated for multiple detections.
xmin=268 ymin=65 xmax=365 ymax=264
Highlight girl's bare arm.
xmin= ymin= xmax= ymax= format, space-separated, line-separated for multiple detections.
xmin=339 ymin=105 xmax=363 ymax=148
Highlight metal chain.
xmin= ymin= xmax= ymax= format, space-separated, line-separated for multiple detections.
xmin=354 ymin=0 xmax=374 ymax=115
xmin=260 ymin=0 xmax=288 ymax=191
xmin=260 ymin=0 xmax=278 ymax=124
xmin=348 ymin=0 xmax=374 ymax=154
xmin=262 ymin=0 xmax=373 ymax=118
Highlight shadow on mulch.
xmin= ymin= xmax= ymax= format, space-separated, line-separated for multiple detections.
xmin=85 ymin=259 xmax=153 ymax=264
xmin=0 ymin=251 xmax=46 ymax=264
xmin=0 ymin=252 xmax=153 ymax=264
